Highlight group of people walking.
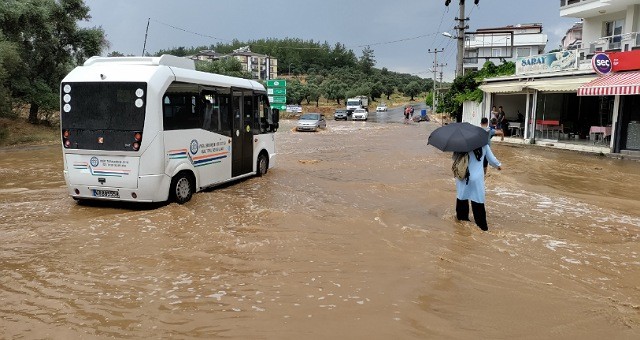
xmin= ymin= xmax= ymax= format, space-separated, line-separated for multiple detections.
xmin=403 ymin=105 xmax=414 ymax=124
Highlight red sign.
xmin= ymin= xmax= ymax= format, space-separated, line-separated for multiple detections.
xmin=608 ymin=50 xmax=640 ymax=72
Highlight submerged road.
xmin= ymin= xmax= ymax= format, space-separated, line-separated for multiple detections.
xmin=1 ymin=117 xmax=639 ymax=338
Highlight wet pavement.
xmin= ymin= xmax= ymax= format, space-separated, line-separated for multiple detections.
xmin=1 ymin=113 xmax=640 ymax=339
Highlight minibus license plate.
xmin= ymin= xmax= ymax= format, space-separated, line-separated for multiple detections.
xmin=93 ymin=189 xmax=120 ymax=198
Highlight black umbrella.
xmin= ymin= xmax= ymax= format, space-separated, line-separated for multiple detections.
xmin=428 ymin=122 xmax=489 ymax=152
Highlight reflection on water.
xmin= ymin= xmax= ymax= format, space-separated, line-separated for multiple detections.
xmin=0 ymin=119 xmax=639 ymax=338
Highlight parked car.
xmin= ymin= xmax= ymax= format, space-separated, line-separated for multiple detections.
xmin=334 ymin=109 xmax=348 ymax=120
xmin=376 ymin=102 xmax=388 ymax=112
xmin=296 ymin=113 xmax=327 ymax=131
xmin=352 ymin=108 xmax=368 ymax=121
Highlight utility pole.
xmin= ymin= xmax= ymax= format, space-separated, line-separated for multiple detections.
xmin=455 ymin=2 xmax=467 ymax=77
xmin=428 ymin=49 xmax=444 ymax=110
xmin=445 ymin=0 xmax=477 ymax=77
xmin=142 ymin=18 xmax=150 ymax=56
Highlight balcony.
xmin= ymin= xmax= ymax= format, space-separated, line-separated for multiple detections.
xmin=560 ymin=0 xmax=640 ymax=18
xmin=565 ymin=31 xmax=640 ymax=70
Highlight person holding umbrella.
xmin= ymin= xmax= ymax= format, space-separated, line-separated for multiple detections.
xmin=428 ymin=122 xmax=503 ymax=231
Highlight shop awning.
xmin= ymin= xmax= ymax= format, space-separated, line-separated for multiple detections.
xmin=577 ymin=71 xmax=640 ymax=96
xmin=527 ymin=76 xmax=597 ymax=92
xmin=478 ymin=81 xmax=528 ymax=93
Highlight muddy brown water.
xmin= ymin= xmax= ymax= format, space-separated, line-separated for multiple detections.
xmin=1 ymin=118 xmax=639 ymax=339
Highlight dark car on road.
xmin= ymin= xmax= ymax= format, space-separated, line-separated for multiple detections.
xmin=334 ymin=109 xmax=348 ymax=120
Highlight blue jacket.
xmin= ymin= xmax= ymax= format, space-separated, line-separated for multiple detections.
xmin=455 ymin=144 xmax=501 ymax=203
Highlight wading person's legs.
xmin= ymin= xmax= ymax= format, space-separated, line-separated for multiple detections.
xmin=456 ymin=199 xmax=470 ymax=221
xmin=471 ymin=201 xmax=488 ymax=231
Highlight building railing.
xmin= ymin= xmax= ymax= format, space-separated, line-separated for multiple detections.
xmin=560 ymin=0 xmax=587 ymax=6
xmin=573 ymin=32 xmax=640 ymax=61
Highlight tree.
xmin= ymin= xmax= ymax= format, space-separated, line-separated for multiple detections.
xmin=196 ymin=58 xmax=252 ymax=79
xmin=438 ymin=60 xmax=515 ymax=119
xmin=0 ymin=33 xmax=21 ymax=117
xmin=403 ymin=81 xmax=422 ymax=101
xmin=0 ymin=0 xmax=107 ymax=123
xmin=287 ymin=79 xmax=306 ymax=105
xmin=359 ymin=46 xmax=376 ymax=75
xmin=307 ymin=84 xmax=321 ymax=107
xmin=322 ymin=80 xmax=348 ymax=105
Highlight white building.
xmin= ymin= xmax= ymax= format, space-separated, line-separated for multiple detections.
xmin=474 ymin=0 xmax=640 ymax=157
xmin=191 ymin=46 xmax=279 ymax=81
xmin=463 ymin=24 xmax=548 ymax=74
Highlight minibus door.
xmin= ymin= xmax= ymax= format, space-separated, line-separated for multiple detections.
xmin=231 ymin=90 xmax=254 ymax=177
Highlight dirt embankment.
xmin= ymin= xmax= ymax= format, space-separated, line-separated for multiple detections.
xmin=0 ymin=117 xmax=59 ymax=148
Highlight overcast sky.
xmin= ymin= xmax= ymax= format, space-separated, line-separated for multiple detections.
xmin=82 ymin=0 xmax=578 ymax=81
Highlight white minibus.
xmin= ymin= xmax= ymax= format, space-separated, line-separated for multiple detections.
xmin=60 ymin=55 xmax=279 ymax=204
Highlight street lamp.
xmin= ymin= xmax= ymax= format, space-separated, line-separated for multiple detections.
xmin=441 ymin=32 xmax=460 ymax=77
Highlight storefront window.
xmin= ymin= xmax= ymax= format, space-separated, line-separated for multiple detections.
xmin=534 ymin=93 xmax=614 ymax=140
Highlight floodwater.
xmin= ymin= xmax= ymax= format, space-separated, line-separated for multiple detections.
xmin=1 ymin=112 xmax=640 ymax=339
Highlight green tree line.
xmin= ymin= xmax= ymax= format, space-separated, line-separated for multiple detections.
xmin=0 ymin=0 xmax=107 ymax=123
xmin=158 ymin=40 xmax=433 ymax=106
xmin=1 ymin=1 xmax=433 ymax=126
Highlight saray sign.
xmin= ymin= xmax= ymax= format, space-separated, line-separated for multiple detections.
xmin=516 ymin=50 xmax=578 ymax=75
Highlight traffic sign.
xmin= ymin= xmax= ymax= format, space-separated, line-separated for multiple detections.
xmin=267 ymin=88 xmax=287 ymax=95
xmin=271 ymin=104 xmax=286 ymax=111
xmin=266 ymin=79 xmax=286 ymax=87
xmin=268 ymin=96 xmax=286 ymax=104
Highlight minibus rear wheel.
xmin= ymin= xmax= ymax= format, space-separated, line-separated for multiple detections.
xmin=257 ymin=152 xmax=268 ymax=176
xmin=170 ymin=172 xmax=194 ymax=204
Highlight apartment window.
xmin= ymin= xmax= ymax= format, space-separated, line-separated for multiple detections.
xmin=604 ymin=19 xmax=624 ymax=49
xmin=491 ymin=48 xmax=502 ymax=58
xmin=516 ymin=47 xmax=531 ymax=58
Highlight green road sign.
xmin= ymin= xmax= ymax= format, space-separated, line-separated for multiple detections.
xmin=268 ymin=96 xmax=286 ymax=104
xmin=266 ymin=79 xmax=287 ymax=87
xmin=267 ymin=88 xmax=287 ymax=95
xmin=271 ymin=104 xmax=286 ymax=111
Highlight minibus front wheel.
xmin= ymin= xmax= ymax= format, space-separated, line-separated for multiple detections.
xmin=170 ymin=171 xmax=194 ymax=204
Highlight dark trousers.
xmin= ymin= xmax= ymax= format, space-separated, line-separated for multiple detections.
xmin=456 ymin=199 xmax=488 ymax=231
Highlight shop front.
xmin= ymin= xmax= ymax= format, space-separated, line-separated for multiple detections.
xmin=479 ymin=50 xmax=615 ymax=150
xmin=577 ymin=51 xmax=640 ymax=153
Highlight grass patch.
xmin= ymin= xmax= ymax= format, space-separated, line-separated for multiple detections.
xmin=0 ymin=117 xmax=59 ymax=147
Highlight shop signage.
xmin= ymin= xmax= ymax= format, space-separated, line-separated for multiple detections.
xmin=516 ymin=50 xmax=578 ymax=75
xmin=608 ymin=50 xmax=640 ymax=72
xmin=592 ymin=53 xmax=612 ymax=75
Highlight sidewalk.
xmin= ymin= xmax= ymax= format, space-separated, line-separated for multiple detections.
xmin=493 ymin=136 xmax=640 ymax=161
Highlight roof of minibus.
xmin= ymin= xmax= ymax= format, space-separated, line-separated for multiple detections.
xmin=62 ymin=55 xmax=266 ymax=92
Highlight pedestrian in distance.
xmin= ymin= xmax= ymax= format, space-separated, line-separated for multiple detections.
xmin=491 ymin=105 xmax=499 ymax=121
xmin=453 ymin=144 xmax=502 ymax=231
xmin=404 ymin=106 xmax=411 ymax=124
xmin=497 ymin=106 xmax=506 ymax=130
xmin=481 ymin=117 xmax=503 ymax=175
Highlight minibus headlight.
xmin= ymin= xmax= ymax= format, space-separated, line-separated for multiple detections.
xmin=132 ymin=142 xmax=140 ymax=151
xmin=134 ymin=132 xmax=142 ymax=142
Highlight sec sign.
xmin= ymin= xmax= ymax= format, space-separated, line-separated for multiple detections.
xmin=592 ymin=53 xmax=612 ymax=74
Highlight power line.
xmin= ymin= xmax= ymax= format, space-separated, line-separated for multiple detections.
xmin=151 ymin=18 xmax=445 ymax=52
xmin=151 ymin=18 xmax=230 ymax=42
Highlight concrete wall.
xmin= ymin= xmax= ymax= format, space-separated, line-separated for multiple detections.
xmin=462 ymin=101 xmax=483 ymax=126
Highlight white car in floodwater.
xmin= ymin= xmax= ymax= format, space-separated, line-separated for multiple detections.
xmin=296 ymin=113 xmax=326 ymax=132
xmin=352 ymin=108 xmax=368 ymax=121
xmin=376 ymin=102 xmax=388 ymax=112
